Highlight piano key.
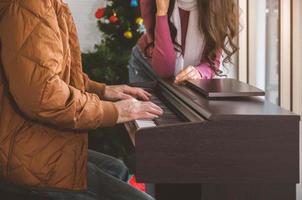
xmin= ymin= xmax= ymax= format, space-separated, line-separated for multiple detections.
xmin=151 ymin=99 xmax=163 ymax=104
xmin=162 ymin=110 xmax=173 ymax=115
xmin=146 ymin=93 xmax=184 ymax=126
xmin=135 ymin=120 xmax=157 ymax=129
xmin=154 ymin=118 xmax=181 ymax=125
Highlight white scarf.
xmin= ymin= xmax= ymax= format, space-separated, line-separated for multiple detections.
xmin=171 ymin=0 xmax=205 ymax=75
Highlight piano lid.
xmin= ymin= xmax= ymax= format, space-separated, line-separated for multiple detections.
xmin=187 ymin=79 xmax=265 ymax=98
xmin=160 ymin=79 xmax=299 ymax=121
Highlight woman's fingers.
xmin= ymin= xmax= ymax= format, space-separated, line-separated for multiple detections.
xmin=175 ymin=66 xmax=194 ymax=83
xmin=187 ymin=70 xmax=201 ymax=80
xmin=175 ymin=67 xmax=201 ymax=84
xmin=175 ymin=66 xmax=194 ymax=82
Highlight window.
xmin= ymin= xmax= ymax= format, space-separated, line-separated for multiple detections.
xmin=249 ymin=0 xmax=280 ymax=104
xmin=238 ymin=0 xmax=301 ymax=112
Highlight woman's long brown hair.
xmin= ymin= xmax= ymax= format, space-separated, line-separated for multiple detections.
xmin=144 ymin=0 xmax=239 ymax=75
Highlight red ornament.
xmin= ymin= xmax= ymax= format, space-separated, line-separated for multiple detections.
xmin=128 ymin=176 xmax=146 ymax=192
xmin=95 ymin=8 xmax=105 ymax=19
xmin=109 ymin=15 xmax=119 ymax=24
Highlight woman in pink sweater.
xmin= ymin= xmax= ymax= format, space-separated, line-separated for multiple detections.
xmin=130 ymin=0 xmax=239 ymax=83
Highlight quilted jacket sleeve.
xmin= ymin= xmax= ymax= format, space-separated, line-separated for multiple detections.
xmin=0 ymin=1 xmax=118 ymax=130
xmin=83 ymin=74 xmax=107 ymax=99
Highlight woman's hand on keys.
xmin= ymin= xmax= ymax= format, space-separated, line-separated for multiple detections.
xmin=175 ymin=65 xmax=202 ymax=84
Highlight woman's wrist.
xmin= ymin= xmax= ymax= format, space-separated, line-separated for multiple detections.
xmin=156 ymin=11 xmax=167 ymax=16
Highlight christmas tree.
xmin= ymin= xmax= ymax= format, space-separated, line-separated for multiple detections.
xmin=82 ymin=0 xmax=144 ymax=84
xmin=83 ymin=0 xmax=144 ymax=161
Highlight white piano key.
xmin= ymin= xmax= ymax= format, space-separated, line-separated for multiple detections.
xmin=135 ymin=120 xmax=157 ymax=129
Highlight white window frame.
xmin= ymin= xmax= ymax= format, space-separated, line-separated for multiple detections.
xmin=292 ymin=0 xmax=302 ymax=115
xmin=238 ymin=0 xmax=248 ymax=83
xmin=279 ymin=0 xmax=292 ymax=110
xmin=237 ymin=0 xmax=302 ymax=113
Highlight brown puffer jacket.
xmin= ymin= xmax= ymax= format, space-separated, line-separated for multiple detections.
xmin=0 ymin=0 xmax=118 ymax=191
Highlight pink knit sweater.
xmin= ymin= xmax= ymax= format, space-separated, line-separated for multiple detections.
xmin=138 ymin=0 xmax=221 ymax=79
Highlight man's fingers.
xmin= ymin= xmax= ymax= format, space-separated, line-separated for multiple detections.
xmin=137 ymin=91 xmax=150 ymax=101
xmin=133 ymin=90 xmax=149 ymax=101
xmin=119 ymin=93 xmax=133 ymax=100
xmin=146 ymin=106 xmax=163 ymax=116
xmin=115 ymin=98 xmax=165 ymax=123
xmin=124 ymin=87 xmax=151 ymax=101
xmin=138 ymin=88 xmax=152 ymax=96
xmin=144 ymin=101 xmax=163 ymax=111
xmin=143 ymin=90 xmax=152 ymax=97
xmin=136 ymin=112 xmax=159 ymax=120
xmin=149 ymin=104 xmax=163 ymax=112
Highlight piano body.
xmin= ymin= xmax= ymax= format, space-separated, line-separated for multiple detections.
xmin=125 ymin=78 xmax=300 ymax=200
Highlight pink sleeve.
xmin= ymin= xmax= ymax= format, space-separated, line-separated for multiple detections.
xmin=196 ymin=49 xmax=222 ymax=79
xmin=140 ymin=0 xmax=155 ymax=43
xmin=151 ymin=16 xmax=176 ymax=78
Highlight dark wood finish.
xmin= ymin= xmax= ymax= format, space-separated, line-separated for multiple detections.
xmin=162 ymin=79 xmax=297 ymax=121
xmin=155 ymin=184 xmax=202 ymax=200
xmin=153 ymin=184 xmax=296 ymax=200
xmin=187 ymin=79 xmax=265 ymax=98
xmin=201 ymin=184 xmax=296 ymax=200
xmin=124 ymin=79 xmax=300 ymax=200
xmin=135 ymin=120 xmax=299 ymax=184
xmin=125 ymin=122 xmax=136 ymax=145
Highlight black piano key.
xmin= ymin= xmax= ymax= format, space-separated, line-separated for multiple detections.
xmin=154 ymin=118 xmax=181 ymax=126
xmin=148 ymin=93 xmax=184 ymax=126
xmin=154 ymin=112 xmax=182 ymax=125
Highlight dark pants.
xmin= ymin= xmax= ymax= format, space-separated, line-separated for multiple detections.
xmin=1 ymin=150 xmax=154 ymax=200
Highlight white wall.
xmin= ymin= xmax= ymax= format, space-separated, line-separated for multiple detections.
xmin=64 ymin=0 xmax=105 ymax=52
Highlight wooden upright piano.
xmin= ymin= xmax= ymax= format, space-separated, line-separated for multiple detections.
xmin=125 ymin=78 xmax=300 ymax=200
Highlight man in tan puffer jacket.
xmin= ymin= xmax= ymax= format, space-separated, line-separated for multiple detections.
xmin=0 ymin=0 xmax=162 ymax=199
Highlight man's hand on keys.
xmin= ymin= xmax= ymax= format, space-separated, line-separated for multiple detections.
xmin=114 ymin=99 xmax=163 ymax=123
